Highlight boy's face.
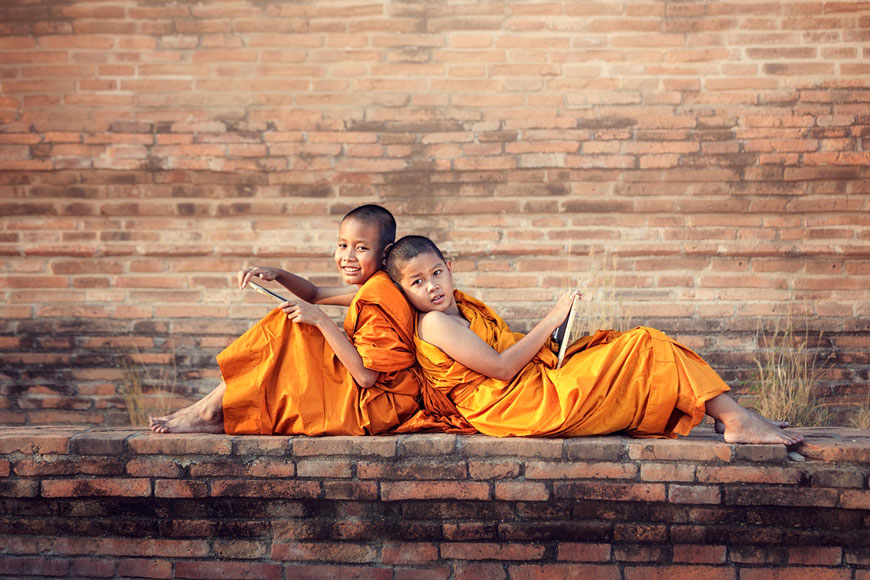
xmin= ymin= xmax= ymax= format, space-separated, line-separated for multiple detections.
xmin=334 ymin=218 xmax=384 ymax=286
xmin=395 ymin=251 xmax=455 ymax=313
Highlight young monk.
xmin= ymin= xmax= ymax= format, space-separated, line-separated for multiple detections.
xmin=149 ymin=205 xmax=420 ymax=435
xmin=385 ymin=235 xmax=803 ymax=445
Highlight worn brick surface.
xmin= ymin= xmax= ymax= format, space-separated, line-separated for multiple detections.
xmin=0 ymin=426 xmax=868 ymax=578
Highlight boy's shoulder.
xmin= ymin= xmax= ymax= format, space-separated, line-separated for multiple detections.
xmin=356 ymin=270 xmax=401 ymax=300
xmin=352 ymin=271 xmax=413 ymax=319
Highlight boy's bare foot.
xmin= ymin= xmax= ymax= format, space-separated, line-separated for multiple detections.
xmin=714 ymin=411 xmax=788 ymax=434
xmin=149 ymin=410 xmax=224 ymax=434
xmin=706 ymin=394 xmax=803 ymax=446
xmin=719 ymin=411 xmax=803 ymax=445
xmin=149 ymin=383 xmax=226 ymax=434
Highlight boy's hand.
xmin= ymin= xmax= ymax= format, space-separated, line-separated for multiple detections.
xmin=282 ymin=299 xmax=328 ymax=327
xmin=545 ymin=290 xmax=582 ymax=329
xmin=239 ymin=266 xmax=281 ymax=289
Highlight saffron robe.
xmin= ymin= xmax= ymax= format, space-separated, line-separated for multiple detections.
xmin=414 ymin=290 xmax=730 ymax=438
xmin=219 ymin=271 xmax=421 ymax=436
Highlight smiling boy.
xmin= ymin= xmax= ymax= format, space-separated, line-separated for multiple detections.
xmin=149 ymin=205 xmax=420 ymax=435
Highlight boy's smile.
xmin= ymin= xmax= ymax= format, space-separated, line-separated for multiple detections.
xmin=334 ymin=218 xmax=383 ymax=286
xmin=396 ymin=252 xmax=458 ymax=315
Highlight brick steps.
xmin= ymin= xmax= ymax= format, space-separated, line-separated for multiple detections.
xmin=1 ymin=426 xmax=868 ymax=578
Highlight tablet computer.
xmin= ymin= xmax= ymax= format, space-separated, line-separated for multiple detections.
xmin=554 ymin=295 xmax=581 ymax=369
xmin=248 ymin=281 xmax=289 ymax=304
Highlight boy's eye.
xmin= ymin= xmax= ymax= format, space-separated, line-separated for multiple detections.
xmin=410 ymin=279 xmax=421 ymax=286
xmin=337 ymin=243 xmax=347 ymax=249
xmin=433 ymin=269 xmax=441 ymax=276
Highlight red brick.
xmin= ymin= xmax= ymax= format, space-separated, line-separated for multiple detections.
xmin=70 ymin=557 xmax=116 ymax=577
xmin=116 ymin=558 xmax=172 ymax=579
xmin=0 ymin=556 xmax=70 ymax=577
xmin=174 ymin=560 xmax=278 ymax=579
xmin=381 ymin=481 xmax=490 ymax=501
xmin=154 ymin=479 xmax=208 ymax=498
xmin=296 ymin=459 xmax=350 ymax=478
xmin=525 ymin=461 xmax=636 ymax=480
xmin=640 ymin=463 xmax=695 ymax=482
xmin=554 ymin=482 xmax=666 ymax=502
xmin=128 ymin=433 xmax=233 ymax=455
xmin=727 ymin=486 xmax=839 ymax=508
xmin=494 ymin=481 xmax=550 ymax=501
xmin=211 ymin=479 xmax=321 ymax=499
xmin=14 ymin=457 xmax=123 ymax=477
xmin=125 ymin=457 xmax=182 ymax=478
xmin=358 ymin=460 xmax=466 ymax=480
xmin=53 ymin=538 xmax=210 ymax=558
xmin=0 ymin=480 xmax=39 ymax=497
xmin=381 ymin=542 xmax=439 ymax=565
xmin=281 ymin=565 xmax=392 ymax=580
xmin=614 ymin=544 xmax=670 ymax=562
xmin=510 ymin=564 xmax=621 ymax=580
xmin=628 ymin=440 xmax=732 ymax=462
xmin=460 ymin=437 xmax=562 ymax=458
xmin=669 ymin=485 xmax=722 ymax=505
xmin=788 ymin=547 xmax=843 ymax=566
xmin=840 ymin=490 xmax=870 ymax=509
xmin=398 ymin=433 xmax=457 ymax=455
xmin=0 ymin=432 xmax=75 ymax=454
xmin=211 ymin=539 xmax=268 ymax=560
xmin=322 ymin=481 xmax=379 ymax=500
xmin=696 ymin=466 xmax=802 ymax=484
xmin=271 ymin=542 xmax=378 ymax=563
xmin=673 ymin=545 xmax=727 ymax=564
xmin=41 ymin=478 xmax=151 ymax=498
xmin=557 ymin=542 xmax=612 ymax=562
xmin=441 ymin=542 xmax=545 ymax=561
xmin=394 ymin=568 xmax=451 ymax=580
xmin=624 ymin=566 xmax=736 ymax=580
xmin=739 ymin=569 xmax=851 ymax=580
xmin=452 ymin=563 xmax=507 ymax=580
xmin=467 ymin=460 xmax=522 ymax=480
xmin=291 ymin=436 xmax=397 ymax=457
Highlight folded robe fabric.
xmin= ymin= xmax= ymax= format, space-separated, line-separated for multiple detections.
xmin=413 ymin=290 xmax=730 ymax=438
xmin=219 ymin=271 xmax=421 ymax=436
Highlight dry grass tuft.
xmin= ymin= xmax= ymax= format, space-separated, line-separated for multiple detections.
xmin=750 ymin=313 xmax=830 ymax=427
xmin=117 ymin=346 xmax=177 ymax=427
xmin=850 ymin=395 xmax=870 ymax=430
xmin=570 ymin=250 xmax=632 ymax=336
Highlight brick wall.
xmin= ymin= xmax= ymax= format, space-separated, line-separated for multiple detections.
xmin=0 ymin=0 xmax=868 ymax=425
xmin=1 ymin=427 xmax=869 ymax=578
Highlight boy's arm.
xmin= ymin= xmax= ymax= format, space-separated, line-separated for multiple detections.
xmin=281 ymin=299 xmax=380 ymax=388
xmin=239 ymin=266 xmax=357 ymax=307
xmin=418 ymin=291 xmax=579 ymax=382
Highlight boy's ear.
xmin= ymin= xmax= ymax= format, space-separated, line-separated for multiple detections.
xmin=446 ymin=259 xmax=453 ymax=273
xmin=381 ymin=242 xmax=394 ymax=266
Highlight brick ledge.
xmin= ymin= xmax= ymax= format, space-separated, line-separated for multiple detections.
xmin=1 ymin=426 xmax=868 ymax=579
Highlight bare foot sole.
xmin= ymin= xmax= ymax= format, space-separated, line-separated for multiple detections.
xmin=720 ymin=412 xmax=803 ymax=446
xmin=149 ymin=411 xmax=224 ymax=434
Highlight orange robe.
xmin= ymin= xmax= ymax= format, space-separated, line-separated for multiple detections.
xmin=218 ymin=271 xmax=420 ymax=436
xmin=413 ymin=290 xmax=730 ymax=438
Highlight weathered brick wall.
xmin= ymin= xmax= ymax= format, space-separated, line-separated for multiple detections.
xmin=0 ymin=0 xmax=868 ymax=425
xmin=1 ymin=427 xmax=869 ymax=578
